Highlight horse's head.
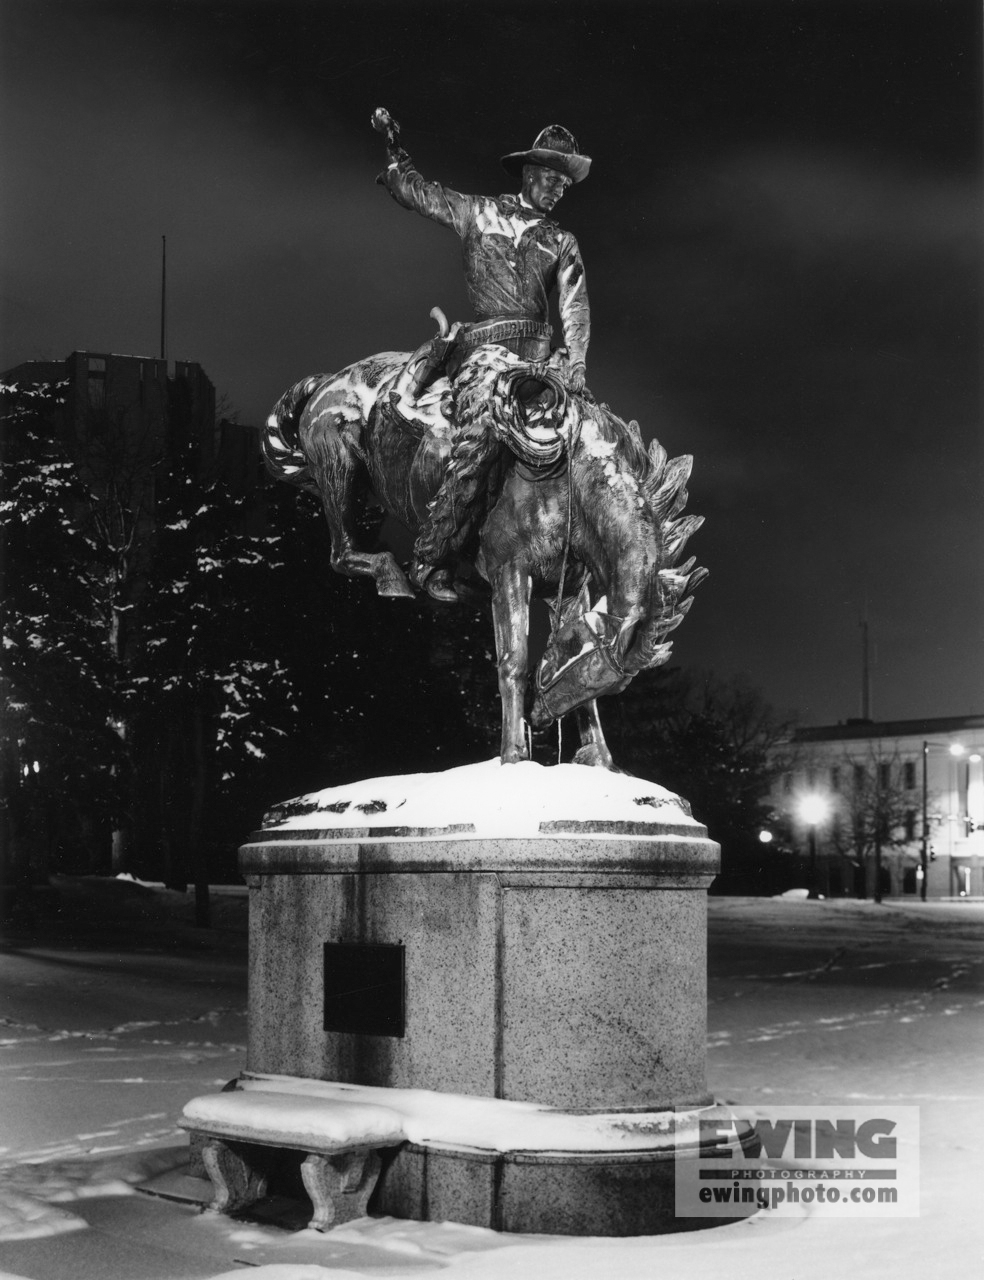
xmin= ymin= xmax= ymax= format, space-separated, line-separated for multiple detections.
xmin=531 ymin=598 xmax=634 ymax=726
xmin=530 ymin=415 xmax=708 ymax=727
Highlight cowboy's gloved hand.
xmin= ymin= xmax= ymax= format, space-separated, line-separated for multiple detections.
xmin=371 ymin=107 xmax=401 ymax=146
xmin=566 ymin=362 xmax=586 ymax=394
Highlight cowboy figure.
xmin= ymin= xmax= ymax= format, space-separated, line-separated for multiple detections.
xmin=375 ymin=110 xmax=592 ymax=602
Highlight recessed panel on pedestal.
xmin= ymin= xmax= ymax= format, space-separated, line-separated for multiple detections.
xmin=323 ymin=942 xmax=405 ymax=1037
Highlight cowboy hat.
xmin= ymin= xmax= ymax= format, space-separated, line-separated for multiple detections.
xmin=501 ymin=125 xmax=591 ymax=183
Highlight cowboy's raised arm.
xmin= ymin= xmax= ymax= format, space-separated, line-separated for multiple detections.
xmin=373 ymin=108 xmax=471 ymax=235
xmin=557 ymin=231 xmax=590 ymax=388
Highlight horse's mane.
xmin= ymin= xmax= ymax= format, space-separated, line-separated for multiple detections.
xmin=587 ymin=402 xmax=652 ymax=477
xmin=577 ymin=400 xmax=694 ymax=525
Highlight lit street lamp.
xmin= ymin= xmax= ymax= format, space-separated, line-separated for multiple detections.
xmin=797 ymin=793 xmax=830 ymax=898
xmin=921 ymin=741 xmax=965 ymax=902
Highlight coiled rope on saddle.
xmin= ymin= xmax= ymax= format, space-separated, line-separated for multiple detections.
xmin=484 ymin=363 xmax=577 ymax=468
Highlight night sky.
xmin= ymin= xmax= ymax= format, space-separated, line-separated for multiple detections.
xmin=2 ymin=0 xmax=981 ymax=726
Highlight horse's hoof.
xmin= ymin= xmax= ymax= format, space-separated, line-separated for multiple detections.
xmin=572 ymin=744 xmax=616 ymax=769
xmin=378 ymin=578 xmax=416 ymax=599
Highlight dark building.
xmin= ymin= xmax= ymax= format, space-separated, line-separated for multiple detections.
xmin=2 ymin=349 xmax=258 ymax=494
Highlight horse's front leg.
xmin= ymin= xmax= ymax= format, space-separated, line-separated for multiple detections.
xmin=572 ymin=699 xmax=616 ymax=770
xmin=490 ymin=562 xmax=532 ymax=764
xmin=554 ymin=581 xmax=614 ymax=769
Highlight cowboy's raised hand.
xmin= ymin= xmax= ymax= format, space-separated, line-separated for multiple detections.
xmin=372 ymin=108 xmax=401 ymax=145
xmin=566 ymin=362 xmax=586 ymax=394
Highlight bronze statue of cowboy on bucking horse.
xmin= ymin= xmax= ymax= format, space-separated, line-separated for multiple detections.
xmin=264 ymin=109 xmax=707 ymax=767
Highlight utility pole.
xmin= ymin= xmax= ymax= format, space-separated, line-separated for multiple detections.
xmin=860 ymin=617 xmax=871 ymax=720
xmin=160 ymin=235 xmax=167 ymax=362
xmin=920 ymin=740 xmax=929 ymax=902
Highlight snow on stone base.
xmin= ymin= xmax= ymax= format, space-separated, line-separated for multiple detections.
xmin=262 ymin=759 xmax=696 ymax=837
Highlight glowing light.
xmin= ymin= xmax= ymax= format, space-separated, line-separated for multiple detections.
xmin=949 ymin=743 xmax=966 ymax=757
xmin=758 ymin=830 xmax=774 ymax=844
xmin=797 ymin=794 xmax=830 ymax=826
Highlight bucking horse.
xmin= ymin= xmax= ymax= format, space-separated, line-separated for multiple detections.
xmin=263 ymin=334 xmax=707 ymax=767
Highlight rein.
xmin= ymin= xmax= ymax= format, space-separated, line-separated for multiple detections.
xmin=552 ymin=422 xmax=577 ymax=629
xmin=551 ymin=431 xmax=575 ymax=764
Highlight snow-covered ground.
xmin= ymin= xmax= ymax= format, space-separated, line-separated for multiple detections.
xmin=1 ymin=876 xmax=981 ymax=1279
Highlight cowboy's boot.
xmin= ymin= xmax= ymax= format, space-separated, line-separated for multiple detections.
xmin=410 ymin=560 xmax=459 ymax=604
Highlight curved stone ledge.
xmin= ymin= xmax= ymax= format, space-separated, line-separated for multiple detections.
xmin=240 ymin=834 xmax=719 ymax=879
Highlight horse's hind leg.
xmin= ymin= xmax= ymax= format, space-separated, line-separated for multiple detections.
xmin=311 ymin=442 xmax=414 ymax=599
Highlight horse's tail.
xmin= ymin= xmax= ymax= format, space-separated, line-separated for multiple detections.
xmin=262 ymin=375 xmax=328 ymax=491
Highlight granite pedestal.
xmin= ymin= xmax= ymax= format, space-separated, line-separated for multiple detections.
xmin=237 ymin=763 xmax=723 ymax=1235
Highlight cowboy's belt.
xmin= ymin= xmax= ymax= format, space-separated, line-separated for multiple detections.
xmin=459 ymin=317 xmax=553 ymax=348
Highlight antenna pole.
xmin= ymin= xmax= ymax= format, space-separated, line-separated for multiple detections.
xmin=160 ymin=235 xmax=167 ymax=361
xmin=860 ymin=617 xmax=871 ymax=720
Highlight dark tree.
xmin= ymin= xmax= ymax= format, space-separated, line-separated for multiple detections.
xmin=827 ymin=748 xmax=921 ymax=902
xmin=0 ymin=381 xmax=123 ymax=895
xmin=126 ymin=442 xmax=302 ymax=896
xmin=607 ymin=667 xmax=795 ymax=891
xmin=254 ymin=487 xmax=502 ymax=797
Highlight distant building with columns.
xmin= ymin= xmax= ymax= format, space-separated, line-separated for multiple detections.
xmin=769 ymin=715 xmax=984 ymax=899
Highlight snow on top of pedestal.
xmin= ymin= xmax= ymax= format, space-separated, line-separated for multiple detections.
xmin=262 ymin=758 xmax=697 ymax=836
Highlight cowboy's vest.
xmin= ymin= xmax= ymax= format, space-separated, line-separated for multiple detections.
xmin=384 ymin=153 xmax=590 ymax=370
